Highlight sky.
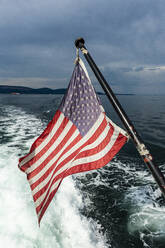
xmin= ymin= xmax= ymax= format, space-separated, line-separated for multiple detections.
xmin=0 ymin=0 xmax=165 ymax=94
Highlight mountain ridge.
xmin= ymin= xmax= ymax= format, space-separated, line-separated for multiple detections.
xmin=0 ymin=85 xmax=134 ymax=95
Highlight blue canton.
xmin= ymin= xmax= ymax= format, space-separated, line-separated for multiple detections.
xmin=59 ymin=63 xmax=102 ymax=136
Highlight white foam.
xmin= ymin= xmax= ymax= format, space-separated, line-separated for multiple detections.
xmin=126 ymin=186 xmax=165 ymax=243
xmin=0 ymin=105 xmax=107 ymax=248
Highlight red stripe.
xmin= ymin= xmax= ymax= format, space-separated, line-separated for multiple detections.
xmin=54 ymin=117 xmax=107 ymax=173
xmin=37 ymin=133 xmax=127 ymax=223
xmin=34 ymin=117 xmax=107 ymax=211
xmin=26 ymin=116 xmax=69 ymax=168
xmin=21 ymin=114 xmax=69 ymax=173
xmin=36 ymin=170 xmax=67 ymax=214
xmin=64 ymin=133 xmax=127 ymax=177
xmin=19 ymin=110 xmax=61 ymax=165
xmin=38 ymin=179 xmax=63 ymax=224
xmin=30 ymin=132 xmax=82 ymax=191
xmin=28 ymin=124 xmax=76 ymax=180
xmin=31 ymin=116 xmax=106 ymax=194
xmin=75 ymin=125 xmax=114 ymax=160
xmin=33 ymin=117 xmax=107 ymax=200
xmin=31 ymin=134 xmax=82 ymax=203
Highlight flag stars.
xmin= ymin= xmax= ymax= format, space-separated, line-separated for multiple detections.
xmin=60 ymin=63 xmax=102 ymax=137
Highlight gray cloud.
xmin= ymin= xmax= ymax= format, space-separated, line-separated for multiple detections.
xmin=0 ymin=0 xmax=165 ymax=93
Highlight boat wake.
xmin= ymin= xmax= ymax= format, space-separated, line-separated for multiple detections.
xmin=0 ymin=104 xmax=107 ymax=248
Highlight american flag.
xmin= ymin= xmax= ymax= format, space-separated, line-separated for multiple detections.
xmin=18 ymin=59 xmax=128 ymax=224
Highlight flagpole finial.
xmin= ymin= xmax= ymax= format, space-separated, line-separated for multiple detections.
xmin=75 ymin=37 xmax=85 ymax=48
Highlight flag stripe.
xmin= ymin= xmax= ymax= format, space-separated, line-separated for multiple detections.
xmin=37 ymin=130 xmax=127 ymax=221
xmin=28 ymin=123 xmax=78 ymax=181
xmin=65 ymin=133 xmax=127 ymax=176
xmin=29 ymin=127 xmax=79 ymax=190
xmin=75 ymin=123 xmax=114 ymax=159
xmin=30 ymin=113 xmax=105 ymax=192
xmin=19 ymin=110 xmax=64 ymax=168
xmin=71 ymin=128 xmax=119 ymax=167
xmin=38 ymin=178 xmax=62 ymax=223
xmin=25 ymin=114 xmax=68 ymax=173
xmin=32 ymin=114 xmax=107 ymax=204
xmin=26 ymin=116 xmax=70 ymax=172
xmin=53 ymin=114 xmax=106 ymax=173
xmin=35 ymin=118 xmax=115 ymax=214
xmin=18 ymin=59 xmax=128 ymax=224
xmin=30 ymin=132 xmax=82 ymax=195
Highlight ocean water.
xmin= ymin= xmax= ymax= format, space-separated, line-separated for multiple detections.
xmin=0 ymin=94 xmax=165 ymax=248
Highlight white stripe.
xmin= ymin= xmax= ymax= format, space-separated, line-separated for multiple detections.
xmin=37 ymin=178 xmax=61 ymax=218
xmin=36 ymin=126 xmax=120 ymax=213
xmin=31 ymin=113 xmax=105 ymax=198
xmin=19 ymin=113 xmax=65 ymax=167
xmin=79 ymin=58 xmax=98 ymax=99
xmin=33 ymin=113 xmax=105 ymax=207
xmin=26 ymin=120 xmax=73 ymax=175
xmin=106 ymin=116 xmax=128 ymax=137
xmin=29 ymin=128 xmax=79 ymax=186
xmin=54 ymin=113 xmax=105 ymax=167
xmin=79 ymin=58 xmax=91 ymax=84
xmin=78 ymin=122 xmax=110 ymax=152
xmin=71 ymin=127 xmax=119 ymax=166
xmin=36 ymin=60 xmax=126 ymax=221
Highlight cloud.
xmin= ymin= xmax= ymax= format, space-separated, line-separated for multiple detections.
xmin=143 ymin=66 xmax=165 ymax=71
xmin=0 ymin=0 xmax=165 ymax=94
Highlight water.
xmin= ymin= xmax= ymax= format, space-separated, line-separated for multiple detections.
xmin=0 ymin=94 xmax=165 ymax=248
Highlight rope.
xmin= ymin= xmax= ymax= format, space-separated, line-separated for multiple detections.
xmin=74 ymin=48 xmax=80 ymax=64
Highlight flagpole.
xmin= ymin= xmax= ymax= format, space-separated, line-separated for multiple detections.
xmin=75 ymin=37 xmax=165 ymax=199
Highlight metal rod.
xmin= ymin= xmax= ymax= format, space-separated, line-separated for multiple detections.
xmin=75 ymin=37 xmax=165 ymax=198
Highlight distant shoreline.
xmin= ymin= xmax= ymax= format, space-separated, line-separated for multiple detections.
xmin=0 ymin=85 xmax=135 ymax=95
